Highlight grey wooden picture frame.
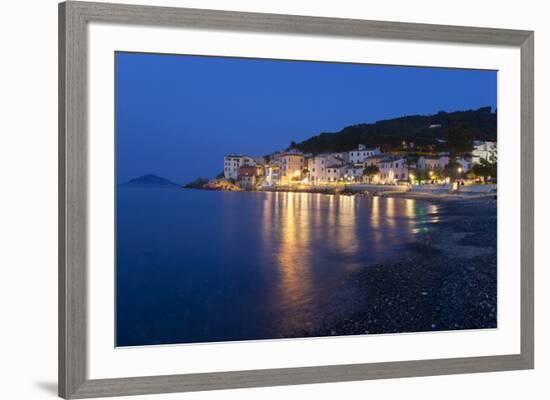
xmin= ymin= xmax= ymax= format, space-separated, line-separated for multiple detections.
xmin=59 ymin=1 xmax=534 ymax=398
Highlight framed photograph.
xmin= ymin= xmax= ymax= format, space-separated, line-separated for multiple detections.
xmin=59 ymin=1 xmax=534 ymax=398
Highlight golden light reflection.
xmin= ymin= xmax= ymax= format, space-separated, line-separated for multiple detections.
xmin=370 ymin=196 xmax=380 ymax=228
xmin=405 ymin=199 xmax=415 ymax=229
xmin=261 ymin=193 xmax=273 ymax=246
xmin=335 ymin=195 xmax=358 ymax=255
xmin=428 ymin=203 xmax=440 ymax=223
xmin=368 ymin=196 xmax=385 ymax=245
xmin=257 ymin=192 xmax=432 ymax=334
xmin=326 ymin=194 xmax=337 ymax=244
xmin=273 ymin=192 xmax=281 ymax=220
xmin=405 ymin=199 xmax=414 ymax=217
xmin=272 ymin=192 xmax=313 ymax=330
xmin=386 ymin=197 xmax=396 ymax=227
xmin=313 ymin=193 xmax=322 ymax=228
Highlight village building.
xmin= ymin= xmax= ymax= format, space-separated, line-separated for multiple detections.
xmin=335 ymin=151 xmax=350 ymax=163
xmin=252 ymin=156 xmax=267 ymax=166
xmin=417 ymin=154 xmax=473 ymax=175
xmin=223 ymin=154 xmax=256 ymax=180
xmin=472 ymin=140 xmax=497 ymax=164
xmin=348 ymin=144 xmax=381 ymax=164
xmin=417 ymin=155 xmax=450 ymax=171
xmin=378 ymin=157 xmax=410 ymax=184
xmin=306 ymin=153 xmax=343 ymax=184
xmin=364 ymin=154 xmax=386 ymax=168
xmin=343 ymin=164 xmax=365 ymax=182
xmin=263 ymin=161 xmax=280 ymax=186
xmin=278 ymin=150 xmax=305 ymax=183
xmin=224 ymin=138 xmax=495 ymax=188
xmin=326 ymin=164 xmax=343 ymax=182
xmin=238 ymin=165 xmax=260 ymax=189
xmin=306 ymin=156 xmax=326 ymax=184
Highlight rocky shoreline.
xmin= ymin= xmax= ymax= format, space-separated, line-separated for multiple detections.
xmin=184 ymin=179 xmax=496 ymax=202
xmin=293 ymin=198 xmax=498 ymax=338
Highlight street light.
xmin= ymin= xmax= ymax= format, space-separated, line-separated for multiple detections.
xmin=457 ymin=167 xmax=463 ymax=173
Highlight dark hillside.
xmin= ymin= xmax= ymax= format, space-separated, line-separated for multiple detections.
xmin=294 ymin=107 xmax=496 ymax=153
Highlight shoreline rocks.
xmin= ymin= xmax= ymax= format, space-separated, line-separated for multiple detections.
xmin=203 ymin=179 xmax=242 ymax=191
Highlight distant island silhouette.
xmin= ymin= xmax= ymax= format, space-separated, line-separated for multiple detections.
xmin=120 ymin=174 xmax=179 ymax=187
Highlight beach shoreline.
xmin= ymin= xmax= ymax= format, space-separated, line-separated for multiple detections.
xmin=185 ymin=182 xmax=497 ymax=202
xmin=296 ymin=198 xmax=498 ymax=338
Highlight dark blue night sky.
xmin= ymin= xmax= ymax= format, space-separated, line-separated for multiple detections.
xmin=116 ymin=52 xmax=497 ymax=184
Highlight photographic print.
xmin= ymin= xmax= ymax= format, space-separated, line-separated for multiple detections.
xmin=115 ymin=52 xmax=497 ymax=347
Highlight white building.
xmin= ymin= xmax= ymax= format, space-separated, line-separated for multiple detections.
xmin=223 ymin=154 xmax=256 ymax=180
xmin=417 ymin=155 xmax=471 ymax=175
xmin=263 ymin=161 xmax=280 ymax=186
xmin=326 ymin=164 xmax=343 ymax=182
xmin=307 ymin=156 xmax=326 ymax=184
xmin=379 ymin=157 xmax=410 ymax=184
xmin=364 ymin=154 xmax=386 ymax=168
xmin=335 ymin=151 xmax=350 ymax=163
xmin=348 ymin=145 xmax=381 ymax=164
xmin=472 ymin=140 xmax=497 ymax=164
xmin=342 ymin=164 xmax=365 ymax=182
xmin=417 ymin=155 xmax=450 ymax=171
xmin=306 ymin=154 xmax=343 ymax=184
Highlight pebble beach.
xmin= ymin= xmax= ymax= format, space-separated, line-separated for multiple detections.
xmin=306 ymin=197 xmax=498 ymax=337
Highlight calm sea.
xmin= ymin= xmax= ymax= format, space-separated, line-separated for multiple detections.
xmin=116 ymin=187 xmax=437 ymax=346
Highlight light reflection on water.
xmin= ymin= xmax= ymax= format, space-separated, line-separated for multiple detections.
xmin=116 ymin=188 xmax=438 ymax=346
xmin=255 ymin=191 xmax=436 ymax=337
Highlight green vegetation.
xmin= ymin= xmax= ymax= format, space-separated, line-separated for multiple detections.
xmin=362 ymin=165 xmax=380 ymax=183
xmin=443 ymin=124 xmax=474 ymax=160
xmin=443 ymin=161 xmax=465 ymax=181
xmin=412 ymin=168 xmax=443 ymax=183
xmin=293 ymin=107 xmax=495 ymax=154
xmin=472 ymin=158 xmax=498 ymax=182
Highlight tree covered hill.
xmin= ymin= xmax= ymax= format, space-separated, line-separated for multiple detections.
xmin=293 ymin=107 xmax=496 ymax=154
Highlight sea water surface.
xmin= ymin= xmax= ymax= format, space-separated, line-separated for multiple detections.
xmin=116 ymin=187 xmax=437 ymax=346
